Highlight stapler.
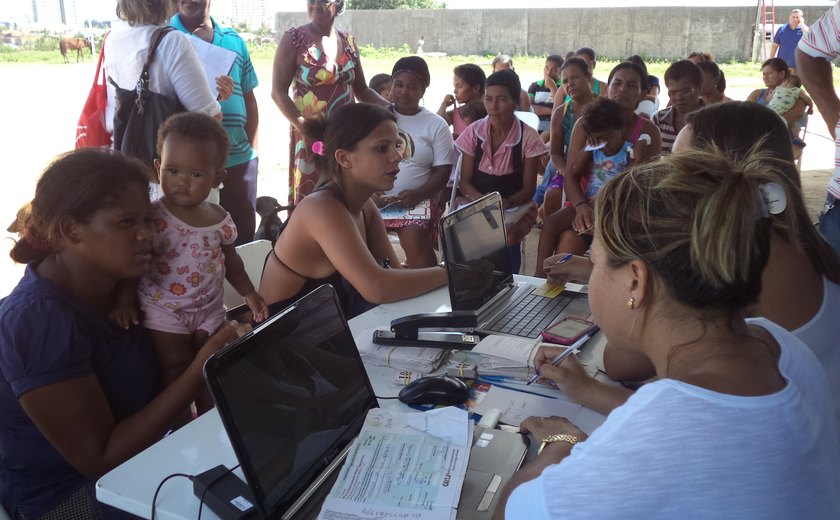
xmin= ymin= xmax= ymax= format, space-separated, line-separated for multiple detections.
xmin=371 ymin=311 xmax=480 ymax=349
xmin=390 ymin=311 xmax=478 ymax=339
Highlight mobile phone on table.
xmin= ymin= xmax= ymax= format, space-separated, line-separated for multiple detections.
xmin=540 ymin=316 xmax=597 ymax=345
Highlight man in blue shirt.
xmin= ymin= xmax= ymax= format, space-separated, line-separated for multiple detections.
xmin=172 ymin=0 xmax=260 ymax=245
xmin=772 ymin=8 xmax=808 ymax=72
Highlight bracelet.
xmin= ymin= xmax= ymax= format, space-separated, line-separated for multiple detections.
xmin=538 ymin=434 xmax=580 ymax=454
xmin=574 ymin=201 xmax=589 ymax=209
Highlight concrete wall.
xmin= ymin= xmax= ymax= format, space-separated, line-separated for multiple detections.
xmin=275 ymin=6 xmax=829 ymax=61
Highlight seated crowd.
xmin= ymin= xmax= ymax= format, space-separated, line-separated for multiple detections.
xmin=2 ymin=9 xmax=840 ymax=517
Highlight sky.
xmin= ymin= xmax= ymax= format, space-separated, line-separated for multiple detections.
xmin=2 ymin=0 xmax=835 ymax=23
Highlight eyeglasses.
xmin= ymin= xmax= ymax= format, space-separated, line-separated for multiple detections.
xmin=308 ymin=0 xmax=344 ymax=6
xmin=667 ymin=87 xmax=695 ymax=98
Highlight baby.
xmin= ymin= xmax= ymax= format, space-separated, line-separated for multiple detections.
xmin=768 ymin=75 xmax=814 ymax=147
xmin=114 ymin=112 xmax=268 ymax=424
xmin=768 ymin=75 xmax=805 ymax=116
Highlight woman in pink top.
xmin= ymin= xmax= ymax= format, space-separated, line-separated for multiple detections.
xmin=455 ymin=70 xmax=549 ymax=274
xmin=437 ymin=63 xmax=486 ymax=139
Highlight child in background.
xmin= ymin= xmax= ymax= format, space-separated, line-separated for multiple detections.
xmin=114 ymin=112 xmax=268 ymax=420
xmin=534 ymin=97 xmax=643 ymax=273
xmin=768 ymin=74 xmax=813 ymax=147
xmin=369 ymin=73 xmax=392 ymax=101
xmin=438 ymin=63 xmax=486 ymax=139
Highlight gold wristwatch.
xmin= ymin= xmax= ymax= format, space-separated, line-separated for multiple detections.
xmin=538 ymin=434 xmax=579 ymax=454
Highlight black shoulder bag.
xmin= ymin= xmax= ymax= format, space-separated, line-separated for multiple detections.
xmin=109 ymin=26 xmax=186 ymax=167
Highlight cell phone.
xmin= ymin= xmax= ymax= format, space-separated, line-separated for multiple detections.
xmin=372 ymin=330 xmax=480 ymax=349
xmin=540 ymin=317 xmax=597 ymax=345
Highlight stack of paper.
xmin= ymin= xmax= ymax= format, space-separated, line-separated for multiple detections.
xmin=473 ymin=385 xmax=583 ymax=427
xmin=317 ymin=407 xmax=472 ymax=520
xmin=354 ymin=328 xmax=447 ymax=374
xmin=472 ymin=335 xmax=540 ymax=381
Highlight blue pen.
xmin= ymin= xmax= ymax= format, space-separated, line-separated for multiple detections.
xmin=541 ymin=252 xmax=573 ymax=273
xmin=479 ymin=375 xmax=511 ymax=383
xmin=478 ymin=379 xmax=558 ymax=399
xmin=526 ymin=327 xmax=599 ymax=386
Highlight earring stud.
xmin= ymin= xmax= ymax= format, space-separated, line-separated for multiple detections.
xmin=626 ymin=297 xmax=635 ymax=309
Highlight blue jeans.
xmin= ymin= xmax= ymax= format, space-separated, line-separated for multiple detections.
xmin=819 ymin=194 xmax=840 ymax=254
xmin=220 ymin=157 xmax=259 ymax=246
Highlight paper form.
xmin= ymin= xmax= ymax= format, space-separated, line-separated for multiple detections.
xmin=186 ymin=35 xmax=236 ymax=98
xmin=317 ymin=408 xmax=471 ymax=520
xmin=473 ymin=385 xmax=582 ymax=427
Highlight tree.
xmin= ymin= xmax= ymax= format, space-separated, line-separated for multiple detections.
xmin=347 ymin=0 xmax=445 ymax=9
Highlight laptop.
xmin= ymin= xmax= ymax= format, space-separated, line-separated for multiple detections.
xmin=204 ymin=284 xmax=528 ymax=519
xmin=439 ymin=192 xmax=588 ymax=339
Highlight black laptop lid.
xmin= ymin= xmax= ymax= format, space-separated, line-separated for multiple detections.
xmin=439 ymin=192 xmax=514 ymax=311
xmin=204 ymin=284 xmax=378 ymax=519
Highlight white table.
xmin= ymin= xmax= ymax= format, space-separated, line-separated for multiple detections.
xmin=96 ymin=278 xmax=607 ymax=519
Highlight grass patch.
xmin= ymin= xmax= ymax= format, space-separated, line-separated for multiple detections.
xmin=4 ymin=42 xmax=839 ymax=88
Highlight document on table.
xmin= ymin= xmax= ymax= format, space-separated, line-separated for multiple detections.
xmin=473 ymin=385 xmax=582 ymax=427
xmin=317 ymin=407 xmax=471 ymax=520
xmin=186 ymin=35 xmax=236 ymax=98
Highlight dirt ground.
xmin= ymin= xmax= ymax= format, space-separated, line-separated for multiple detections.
xmin=0 ymin=60 xmax=834 ymax=297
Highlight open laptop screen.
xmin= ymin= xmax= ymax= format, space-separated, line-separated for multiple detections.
xmin=204 ymin=285 xmax=377 ymax=518
xmin=439 ymin=192 xmax=514 ymax=311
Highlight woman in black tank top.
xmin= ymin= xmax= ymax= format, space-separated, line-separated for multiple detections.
xmin=258 ymin=103 xmax=447 ymax=319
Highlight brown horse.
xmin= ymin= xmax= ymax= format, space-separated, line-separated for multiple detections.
xmin=59 ymin=37 xmax=89 ymax=63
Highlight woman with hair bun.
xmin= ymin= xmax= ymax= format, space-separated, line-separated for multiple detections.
xmin=498 ymin=149 xmax=840 ymax=518
xmin=542 ymin=101 xmax=840 ymax=433
xmin=259 ymin=103 xmax=446 ymax=318
xmin=0 ymin=149 xmax=239 ymax=518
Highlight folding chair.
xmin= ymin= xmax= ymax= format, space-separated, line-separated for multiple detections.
xmin=514 ymin=110 xmax=540 ymax=131
xmin=222 ymin=239 xmax=272 ymax=309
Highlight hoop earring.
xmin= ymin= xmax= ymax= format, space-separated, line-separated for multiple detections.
xmin=626 ymin=297 xmax=635 ymax=309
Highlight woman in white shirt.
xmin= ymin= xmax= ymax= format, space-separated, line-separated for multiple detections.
xmin=498 ymin=148 xmax=840 ymax=519
xmin=376 ymin=56 xmax=453 ymax=268
xmin=104 ymin=0 xmax=222 ymax=137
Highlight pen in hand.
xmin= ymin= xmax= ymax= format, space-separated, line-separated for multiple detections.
xmin=541 ymin=252 xmax=573 ymax=273
xmin=526 ymin=327 xmax=599 ymax=386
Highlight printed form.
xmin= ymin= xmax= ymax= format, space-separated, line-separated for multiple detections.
xmin=317 ymin=407 xmax=471 ymax=520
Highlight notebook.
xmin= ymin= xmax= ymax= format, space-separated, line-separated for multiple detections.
xmin=204 ymin=284 xmax=528 ymax=519
xmin=439 ymin=192 xmax=587 ymax=339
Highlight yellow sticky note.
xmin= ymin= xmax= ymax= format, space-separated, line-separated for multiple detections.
xmin=533 ymin=283 xmax=565 ymax=298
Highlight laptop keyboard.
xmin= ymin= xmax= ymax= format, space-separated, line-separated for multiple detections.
xmin=488 ymin=291 xmax=574 ymax=338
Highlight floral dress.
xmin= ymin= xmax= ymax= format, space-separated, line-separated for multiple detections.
xmin=287 ymin=26 xmax=359 ymax=204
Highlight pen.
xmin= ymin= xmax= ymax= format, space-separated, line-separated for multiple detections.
xmin=541 ymin=252 xmax=573 ymax=272
xmin=479 ymin=375 xmax=512 ymax=383
xmin=526 ymin=328 xmax=599 ymax=386
xmin=576 ymin=225 xmax=594 ymax=235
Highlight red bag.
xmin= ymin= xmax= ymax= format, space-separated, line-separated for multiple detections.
xmin=75 ymin=32 xmax=110 ymax=148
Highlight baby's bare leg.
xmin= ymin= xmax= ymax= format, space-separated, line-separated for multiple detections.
xmin=147 ymin=329 xmax=195 ymax=428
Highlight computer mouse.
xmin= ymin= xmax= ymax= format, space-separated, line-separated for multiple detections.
xmin=398 ymin=375 xmax=470 ymax=406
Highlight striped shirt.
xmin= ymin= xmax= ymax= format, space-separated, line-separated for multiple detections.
xmin=798 ymin=1 xmax=840 ymax=199
xmin=652 ymin=106 xmax=679 ymax=156
xmin=171 ymin=15 xmax=259 ymax=168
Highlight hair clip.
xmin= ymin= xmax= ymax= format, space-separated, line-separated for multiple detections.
xmin=757 ymin=182 xmax=787 ymax=218
xmin=311 ymin=141 xmax=326 ymax=156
